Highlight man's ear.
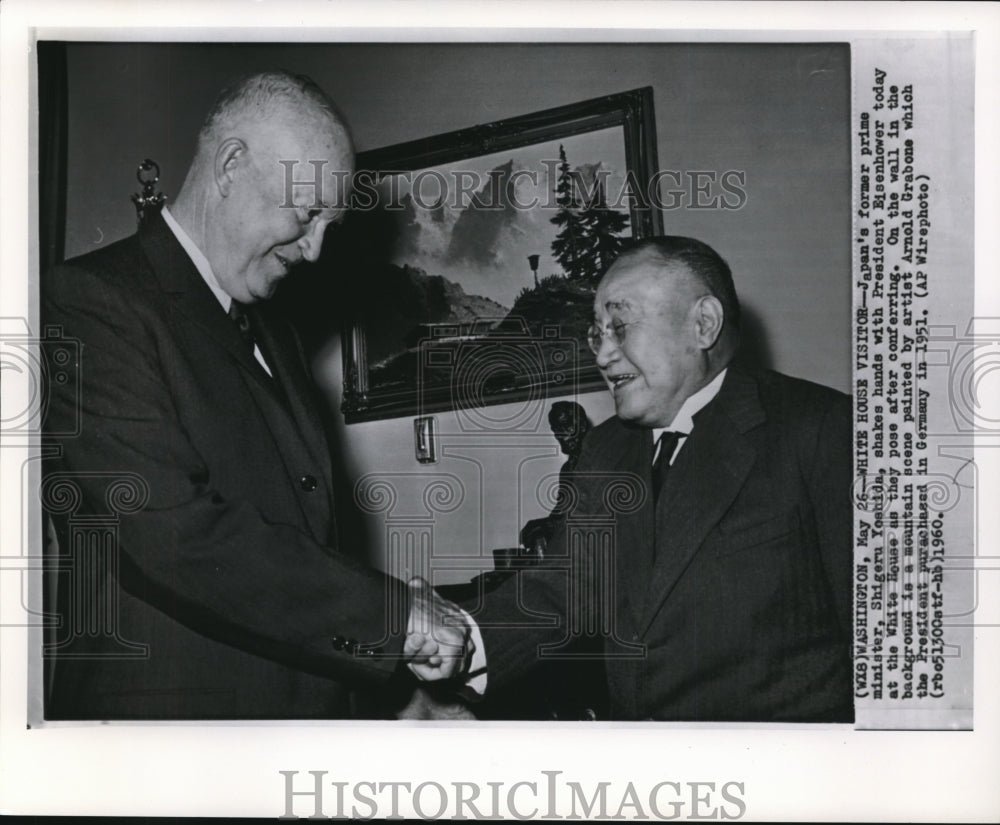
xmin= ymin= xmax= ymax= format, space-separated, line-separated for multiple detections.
xmin=214 ymin=137 xmax=247 ymax=197
xmin=693 ymin=295 xmax=725 ymax=350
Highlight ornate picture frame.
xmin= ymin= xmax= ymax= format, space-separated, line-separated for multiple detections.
xmin=340 ymin=87 xmax=661 ymax=423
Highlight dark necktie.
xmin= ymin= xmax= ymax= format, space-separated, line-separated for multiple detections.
xmin=228 ymin=300 xmax=279 ymax=388
xmin=228 ymin=300 xmax=255 ymax=356
xmin=651 ymin=430 xmax=683 ymax=503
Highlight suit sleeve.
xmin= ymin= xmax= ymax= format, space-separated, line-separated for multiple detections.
xmin=465 ymin=556 xmax=572 ymax=694
xmin=466 ymin=468 xmax=593 ymax=694
xmin=42 ymin=263 xmax=409 ymax=684
xmin=805 ymin=392 xmax=854 ymax=641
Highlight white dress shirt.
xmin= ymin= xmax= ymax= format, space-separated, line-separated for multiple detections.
xmin=652 ymin=367 xmax=727 ymax=465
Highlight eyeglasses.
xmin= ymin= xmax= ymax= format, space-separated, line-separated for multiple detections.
xmin=586 ymin=321 xmax=630 ymax=356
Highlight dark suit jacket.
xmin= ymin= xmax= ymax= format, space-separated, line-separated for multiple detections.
xmin=41 ymin=214 xmax=408 ymax=720
xmin=474 ymin=366 xmax=854 ymax=721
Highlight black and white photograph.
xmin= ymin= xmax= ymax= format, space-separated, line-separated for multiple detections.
xmin=1 ymin=1 xmax=997 ymax=821
xmin=36 ymin=38 xmax=854 ymax=724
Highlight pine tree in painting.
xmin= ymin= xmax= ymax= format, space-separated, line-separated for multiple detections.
xmin=549 ymin=144 xmax=588 ymax=281
xmin=550 ymin=144 xmax=630 ymax=283
xmin=580 ymin=177 xmax=630 ymax=283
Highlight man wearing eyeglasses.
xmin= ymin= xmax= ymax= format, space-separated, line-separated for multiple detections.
xmin=455 ymin=235 xmax=853 ymax=722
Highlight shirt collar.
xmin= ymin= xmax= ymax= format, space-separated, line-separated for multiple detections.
xmin=654 ymin=367 xmax=727 ymax=439
xmin=161 ymin=206 xmax=232 ymax=312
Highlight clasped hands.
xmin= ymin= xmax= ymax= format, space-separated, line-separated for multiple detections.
xmin=404 ymin=576 xmax=473 ymax=682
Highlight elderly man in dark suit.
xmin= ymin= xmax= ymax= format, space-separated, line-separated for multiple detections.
xmin=42 ymin=71 xmax=467 ymax=720
xmin=454 ymin=236 xmax=853 ymax=722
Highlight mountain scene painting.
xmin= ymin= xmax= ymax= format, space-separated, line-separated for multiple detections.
xmin=343 ymin=126 xmax=633 ymax=410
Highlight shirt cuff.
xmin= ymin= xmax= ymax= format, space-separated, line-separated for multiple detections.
xmin=457 ymin=606 xmax=487 ymax=696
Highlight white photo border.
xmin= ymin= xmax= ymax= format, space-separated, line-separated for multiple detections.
xmin=1 ymin=1 xmax=998 ymax=820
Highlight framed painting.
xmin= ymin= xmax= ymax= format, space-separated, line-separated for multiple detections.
xmin=339 ymin=87 xmax=662 ymax=423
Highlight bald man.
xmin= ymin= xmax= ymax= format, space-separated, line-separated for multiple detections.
xmin=42 ymin=71 xmax=466 ymax=720
xmin=464 ymin=236 xmax=853 ymax=721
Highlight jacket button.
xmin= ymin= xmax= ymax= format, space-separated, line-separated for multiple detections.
xmin=300 ymin=474 xmax=318 ymax=492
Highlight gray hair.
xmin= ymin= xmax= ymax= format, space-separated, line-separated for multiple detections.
xmin=615 ymin=235 xmax=741 ymax=333
xmin=196 ymin=70 xmax=353 ymax=155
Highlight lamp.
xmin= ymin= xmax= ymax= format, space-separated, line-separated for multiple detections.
xmin=527 ymin=254 xmax=540 ymax=288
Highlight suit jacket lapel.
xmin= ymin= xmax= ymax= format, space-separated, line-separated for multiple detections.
xmin=621 ymin=427 xmax=656 ymax=629
xmin=639 ymin=367 xmax=765 ymax=636
xmin=581 ymin=421 xmax=655 ymax=633
xmin=138 ymin=215 xmax=335 ymax=542
xmin=250 ymin=303 xmax=335 ymax=497
xmin=138 ymin=215 xmax=265 ymax=383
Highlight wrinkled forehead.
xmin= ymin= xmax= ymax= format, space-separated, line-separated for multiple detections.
xmin=256 ymin=114 xmax=354 ymax=209
xmin=594 ymin=258 xmax=691 ymax=320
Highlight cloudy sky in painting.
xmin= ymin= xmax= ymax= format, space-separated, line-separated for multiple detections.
xmin=377 ymin=126 xmax=629 ymax=308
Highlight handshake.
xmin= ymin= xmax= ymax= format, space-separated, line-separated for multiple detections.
xmin=403 ymin=576 xmax=476 ymax=683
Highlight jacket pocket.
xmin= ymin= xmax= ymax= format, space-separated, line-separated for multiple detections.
xmin=714 ymin=509 xmax=798 ymax=557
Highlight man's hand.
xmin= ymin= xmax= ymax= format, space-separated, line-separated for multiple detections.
xmin=404 ymin=576 xmax=472 ymax=681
